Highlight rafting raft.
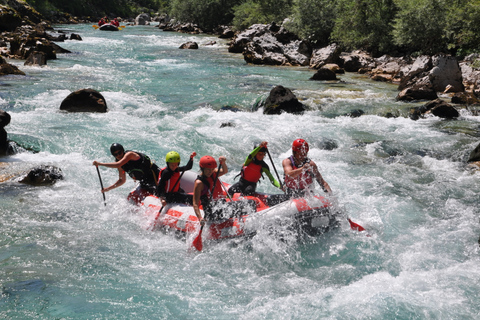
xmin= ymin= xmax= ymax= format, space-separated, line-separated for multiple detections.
xmin=140 ymin=171 xmax=342 ymax=242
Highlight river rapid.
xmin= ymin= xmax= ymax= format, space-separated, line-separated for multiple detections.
xmin=0 ymin=24 xmax=479 ymax=319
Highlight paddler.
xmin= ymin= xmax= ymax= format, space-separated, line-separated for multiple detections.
xmin=93 ymin=143 xmax=160 ymax=203
xmin=228 ymin=141 xmax=281 ymax=196
xmin=193 ymin=155 xmax=228 ymax=226
xmin=282 ymin=139 xmax=332 ymax=197
xmin=155 ymin=151 xmax=196 ymax=207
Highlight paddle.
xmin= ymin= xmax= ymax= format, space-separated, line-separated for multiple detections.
xmin=192 ymin=162 xmax=222 ymax=251
xmin=95 ymin=166 xmax=106 ymax=206
xmin=150 ymin=170 xmax=186 ymax=230
xmin=192 ymin=225 xmax=203 ymax=251
xmin=348 ymin=218 xmax=366 ymax=232
xmin=92 ymin=25 xmax=99 ymax=29
xmin=266 ymin=148 xmax=284 ymax=190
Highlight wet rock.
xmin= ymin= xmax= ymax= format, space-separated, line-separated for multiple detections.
xmin=310 ymin=67 xmax=337 ymax=81
xmin=0 ymin=109 xmax=11 ymax=156
xmin=60 ymin=88 xmax=108 ymax=113
xmin=70 ymin=33 xmax=82 ymax=40
xmin=220 ymin=122 xmax=236 ymax=128
xmin=468 ymin=142 xmax=480 ymax=163
xmin=263 ymin=85 xmax=306 ymax=115
xmin=19 ymin=165 xmax=63 ymax=186
xmin=24 ymin=51 xmax=46 ymax=66
xmin=409 ymin=99 xmax=459 ymax=120
xmin=0 ymin=56 xmax=25 ymax=76
xmin=451 ymin=92 xmax=480 ymax=105
xmin=179 ymin=42 xmax=198 ymax=49
xmin=344 ymin=109 xmax=365 ymax=118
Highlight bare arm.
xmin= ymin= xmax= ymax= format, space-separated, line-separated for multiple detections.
xmin=282 ymin=158 xmax=304 ymax=179
xmin=101 ymin=168 xmax=127 ymax=192
xmin=93 ymin=151 xmax=140 ymax=169
xmin=216 ymin=156 xmax=228 ymax=177
xmin=309 ymin=161 xmax=332 ymax=194
xmin=193 ymin=180 xmax=205 ymax=226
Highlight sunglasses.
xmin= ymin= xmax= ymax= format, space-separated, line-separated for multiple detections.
xmin=113 ymin=151 xmax=123 ymax=157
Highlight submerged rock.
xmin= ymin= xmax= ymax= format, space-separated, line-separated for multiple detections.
xmin=19 ymin=165 xmax=63 ymax=186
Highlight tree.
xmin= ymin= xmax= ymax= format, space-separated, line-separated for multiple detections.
xmin=332 ymin=0 xmax=397 ymax=55
xmin=170 ymin=0 xmax=241 ymax=31
xmin=232 ymin=0 xmax=294 ymax=31
xmin=285 ymin=0 xmax=336 ymax=47
xmin=392 ymin=0 xmax=448 ymax=55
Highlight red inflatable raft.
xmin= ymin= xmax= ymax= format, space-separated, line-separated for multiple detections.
xmin=140 ymin=171 xmax=341 ymax=241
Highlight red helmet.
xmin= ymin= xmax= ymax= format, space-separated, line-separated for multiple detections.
xmin=199 ymin=155 xmax=217 ymax=169
xmin=292 ymin=139 xmax=309 ymax=154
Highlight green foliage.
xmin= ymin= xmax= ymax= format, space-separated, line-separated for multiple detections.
xmin=445 ymin=0 xmax=480 ymax=54
xmin=392 ymin=0 xmax=448 ymax=55
xmin=285 ymin=0 xmax=336 ymax=47
xmin=232 ymin=0 xmax=294 ymax=31
xmin=170 ymin=0 xmax=241 ymax=31
xmin=331 ymin=0 xmax=397 ymax=55
xmin=25 ymin=0 xmax=163 ymax=18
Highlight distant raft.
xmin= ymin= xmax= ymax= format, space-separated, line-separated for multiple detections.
xmin=99 ymin=23 xmax=119 ymax=31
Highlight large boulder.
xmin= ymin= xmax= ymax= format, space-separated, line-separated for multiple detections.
xmin=429 ymin=55 xmax=464 ymax=92
xmin=310 ymin=44 xmax=341 ymax=69
xmin=338 ymin=50 xmax=375 ymax=72
xmin=60 ymin=89 xmax=108 ymax=113
xmin=230 ymin=23 xmax=312 ymax=66
xmin=263 ymin=85 xmax=306 ymax=115
xmin=135 ymin=13 xmax=150 ymax=25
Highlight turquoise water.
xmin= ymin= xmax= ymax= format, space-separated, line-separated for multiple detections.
xmin=1 ymin=24 xmax=479 ymax=319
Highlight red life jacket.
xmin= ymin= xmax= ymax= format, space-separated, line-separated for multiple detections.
xmin=197 ymin=172 xmax=223 ymax=199
xmin=284 ymin=155 xmax=313 ymax=190
xmin=241 ymin=161 xmax=263 ymax=183
xmin=159 ymin=167 xmax=181 ymax=193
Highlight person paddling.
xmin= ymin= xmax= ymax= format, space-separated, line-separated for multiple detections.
xmin=192 ymin=155 xmax=228 ymax=226
xmin=93 ymin=143 xmax=160 ymax=203
xmin=155 ymin=151 xmax=196 ymax=207
xmin=282 ymin=139 xmax=332 ymax=197
xmin=228 ymin=141 xmax=281 ymax=196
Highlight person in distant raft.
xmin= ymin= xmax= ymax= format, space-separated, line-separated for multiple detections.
xmin=228 ymin=141 xmax=281 ymax=196
xmin=282 ymin=139 xmax=332 ymax=197
xmin=193 ymin=155 xmax=228 ymax=226
xmin=93 ymin=143 xmax=160 ymax=203
xmin=155 ymin=151 xmax=196 ymax=207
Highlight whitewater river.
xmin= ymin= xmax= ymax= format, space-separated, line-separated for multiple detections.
xmin=1 ymin=24 xmax=479 ymax=319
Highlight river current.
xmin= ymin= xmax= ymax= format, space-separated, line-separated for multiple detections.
xmin=0 ymin=24 xmax=479 ymax=319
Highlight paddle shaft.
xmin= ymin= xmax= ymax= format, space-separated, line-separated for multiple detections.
xmin=95 ymin=166 xmax=107 ymax=206
xmin=266 ymin=149 xmax=284 ymax=190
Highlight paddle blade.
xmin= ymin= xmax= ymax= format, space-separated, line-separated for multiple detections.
xmin=192 ymin=226 xmax=203 ymax=251
xmin=348 ymin=218 xmax=365 ymax=232
xmin=92 ymin=25 xmax=99 ymax=29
